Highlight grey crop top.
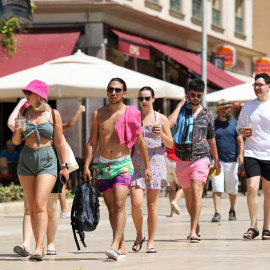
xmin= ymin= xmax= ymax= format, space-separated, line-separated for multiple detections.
xmin=22 ymin=109 xmax=54 ymax=147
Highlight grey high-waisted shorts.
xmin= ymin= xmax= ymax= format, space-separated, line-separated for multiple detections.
xmin=17 ymin=145 xmax=57 ymax=177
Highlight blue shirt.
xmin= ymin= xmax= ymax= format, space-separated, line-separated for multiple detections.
xmin=0 ymin=149 xmax=19 ymax=163
xmin=215 ymin=119 xmax=239 ymax=162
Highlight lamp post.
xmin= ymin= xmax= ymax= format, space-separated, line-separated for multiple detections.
xmin=201 ymin=0 xmax=207 ymax=107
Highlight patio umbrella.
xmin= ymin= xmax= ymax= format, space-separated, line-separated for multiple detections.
xmin=0 ymin=50 xmax=185 ymax=101
xmin=206 ymin=82 xmax=256 ymax=103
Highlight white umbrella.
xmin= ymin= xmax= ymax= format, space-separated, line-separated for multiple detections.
xmin=0 ymin=50 xmax=184 ymax=100
xmin=206 ymin=82 xmax=256 ymax=102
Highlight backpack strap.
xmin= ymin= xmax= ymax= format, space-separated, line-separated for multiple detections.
xmin=71 ymin=190 xmax=81 ymax=250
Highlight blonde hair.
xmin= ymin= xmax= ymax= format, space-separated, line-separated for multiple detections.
xmin=35 ymin=96 xmax=50 ymax=112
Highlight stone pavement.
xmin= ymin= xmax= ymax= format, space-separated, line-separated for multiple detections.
xmin=0 ymin=192 xmax=268 ymax=270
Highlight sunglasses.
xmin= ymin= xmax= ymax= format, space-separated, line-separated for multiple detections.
xmin=190 ymin=93 xmax=202 ymax=99
xmin=8 ymin=144 xmax=15 ymax=147
xmin=107 ymin=87 xmax=123 ymax=93
xmin=137 ymin=96 xmax=152 ymax=102
xmin=24 ymin=90 xmax=32 ymax=95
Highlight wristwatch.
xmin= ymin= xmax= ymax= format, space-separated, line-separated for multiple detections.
xmin=61 ymin=163 xmax=69 ymax=170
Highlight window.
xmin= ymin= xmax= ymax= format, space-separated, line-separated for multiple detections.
xmin=192 ymin=0 xmax=201 ymax=20
xmin=235 ymin=0 xmax=244 ymax=34
xmin=170 ymin=0 xmax=181 ymax=12
xmin=212 ymin=0 xmax=221 ymax=27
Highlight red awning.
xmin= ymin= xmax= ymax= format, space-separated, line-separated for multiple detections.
xmin=0 ymin=31 xmax=80 ymax=78
xmin=112 ymin=29 xmax=150 ymax=60
xmin=146 ymin=40 xmax=243 ymax=88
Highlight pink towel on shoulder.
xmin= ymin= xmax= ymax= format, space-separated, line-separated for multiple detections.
xmin=114 ymin=105 xmax=141 ymax=149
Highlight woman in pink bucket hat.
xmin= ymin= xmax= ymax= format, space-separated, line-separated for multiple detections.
xmin=12 ymin=79 xmax=69 ymax=261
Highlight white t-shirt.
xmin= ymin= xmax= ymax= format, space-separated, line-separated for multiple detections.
xmin=236 ymin=98 xmax=270 ymax=160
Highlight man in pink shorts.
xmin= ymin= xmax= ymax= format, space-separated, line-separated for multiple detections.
xmin=168 ymin=79 xmax=221 ymax=243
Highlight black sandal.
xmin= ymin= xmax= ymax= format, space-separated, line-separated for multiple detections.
xmin=132 ymin=236 xmax=145 ymax=252
xmin=243 ymin=228 xmax=259 ymax=239
xmin=262 ymin=229 xmax=270 ymax=240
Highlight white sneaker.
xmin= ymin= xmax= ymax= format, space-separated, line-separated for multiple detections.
xmin=60 ymin=212 xmax=71 ymax=218
xmin=171 ymin=201 xmax=180 ymax=215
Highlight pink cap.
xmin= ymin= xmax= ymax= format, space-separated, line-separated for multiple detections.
xmin=22 ymin=80 xmax=49 ymax=101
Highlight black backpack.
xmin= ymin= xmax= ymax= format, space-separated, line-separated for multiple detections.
xmin=71 ymin=182 xmax=100 ymax=250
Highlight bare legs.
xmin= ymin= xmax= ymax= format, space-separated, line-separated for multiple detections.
xmin=19 ymin=174 xmax=56 ymax=255
xmin=183 ymin=180 xmax=204 ymax=237
xmin=130 ymin=186 xmax=160 ymax=250
xmin=212 ymin=192 xmax=221 ymax=214
xmin=245 ymin=176 xmax=270 ymax=234
xmin=130 ymin=186 xmax=144 ymax=250
xmin=47 ymin=194 xmax=58 ymax=252
xmin=16 ymin=197 xmax=33 ymax=254
xmin=246 ymin=176 xmax=260 ymax=231
xmin=169 ymin=182 xmax=183 ymax=215
xmin=59 ymin=184 xmax=69 ymax=217
xmin=103 ymin=186 xmax=129 ymax=255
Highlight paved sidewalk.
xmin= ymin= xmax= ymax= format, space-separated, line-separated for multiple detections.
xmin=0 ymin=192 xmax=268 ymax=270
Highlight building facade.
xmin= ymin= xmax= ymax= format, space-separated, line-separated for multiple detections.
xmin=0 ymin=0 xmax=265 ymax=155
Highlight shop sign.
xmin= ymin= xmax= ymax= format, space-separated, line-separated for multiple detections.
xmin=216 ymin=45 xmax=236 ymax=66
xmin=255 ymin=57 xmax=270 ymax=75
xmin=119 ymin=40 xmax=150 ymax=60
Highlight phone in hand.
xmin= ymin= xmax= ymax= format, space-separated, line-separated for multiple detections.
xmin=60 ymin=177 xmax=67 ymax=185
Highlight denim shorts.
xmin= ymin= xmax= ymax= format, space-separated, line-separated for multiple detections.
xmin=17 ymin=145 xmax=57 ymax=177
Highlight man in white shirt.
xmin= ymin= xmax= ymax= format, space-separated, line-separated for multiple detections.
xmin=236 ymin=72 xmax=270 ymax=240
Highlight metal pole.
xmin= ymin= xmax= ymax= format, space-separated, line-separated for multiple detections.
xmin=201 ymin=0 xmax=207 ymax=107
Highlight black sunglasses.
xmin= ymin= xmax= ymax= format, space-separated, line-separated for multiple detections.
xmin=107 ymin=87 xmax=123 ymax=93
xmin=24 ymin=90 xmax=32 ymax=95
xmin=137 ymin=96 xmax=152 ymax=102
xmin=190 ymin=93 xmax=202 ymax=99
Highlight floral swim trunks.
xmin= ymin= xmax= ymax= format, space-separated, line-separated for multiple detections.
xmin=97 ymin=155 xmax=134 ymax=193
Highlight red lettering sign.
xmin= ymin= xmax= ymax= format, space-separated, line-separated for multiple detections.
xmin=118 ymin=40 xmax=150 ymax=60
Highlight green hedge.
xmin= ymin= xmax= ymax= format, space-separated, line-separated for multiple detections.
xmin=0 ymin=183 xmax=74 ymax=203
xmin=0 ymin=183 xmax=24 ymax=202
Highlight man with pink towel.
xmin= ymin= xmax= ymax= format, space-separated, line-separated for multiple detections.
xmin=83 ymin=78 xmax=151 ymax=261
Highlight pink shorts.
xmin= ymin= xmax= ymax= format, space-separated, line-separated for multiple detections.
xmin=175 ymin=157 xmax=210 ymax=189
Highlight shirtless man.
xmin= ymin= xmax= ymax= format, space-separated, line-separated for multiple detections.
xmin=83 ymin=78 xmax=151 ymax=261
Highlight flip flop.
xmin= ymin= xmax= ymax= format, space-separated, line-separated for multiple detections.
xmin=47 ymin=250 xmax=57 ymax=255
xmin=13 ymin=245 xmax=30 ymax=257
xmin=132 ymin=236 xmax=145 ymax=252
xmin=146 ymin=247 xmax=157 ymax=253
xmin=189 ymin=234 xmax=200 ymax=243
xmin=243 ymin=228 xmax=259 ymax=239
xmin=29 ymin=252 xmax=44 ymax=261
xmin=187 ymin=232 xmax=200 ymax=240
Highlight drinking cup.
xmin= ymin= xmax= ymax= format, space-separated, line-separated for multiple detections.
xmin=16 ymin=116 xmax=26 ymax=132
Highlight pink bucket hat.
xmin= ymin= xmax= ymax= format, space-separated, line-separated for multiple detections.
xmin=22 ymin=80 xmax=49 ymax=101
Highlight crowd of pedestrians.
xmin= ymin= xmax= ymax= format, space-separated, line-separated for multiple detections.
xmin=8 ymin=73 xmax=270 ymax=261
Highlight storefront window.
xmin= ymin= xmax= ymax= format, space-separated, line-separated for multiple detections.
xmin=192 ymin=0 xmax=201 ymax=20
xmin=235 ymin=0 xmax=244 ymax=34
xmin=170 ymin=0 xmax=180 ymax=12
xmin=212 ymin=9 xmax=221 ymax=26
xmin=212 ymin=0 xmax=221 ymax=27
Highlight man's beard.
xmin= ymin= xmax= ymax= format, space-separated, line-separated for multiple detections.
xmin=189 ymin=100 xmax=201 ymax=106
xmin=110 ymin=98 xmax=122 ymax=105
xmin=225 ymin=113 xmax=232 ymax=120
